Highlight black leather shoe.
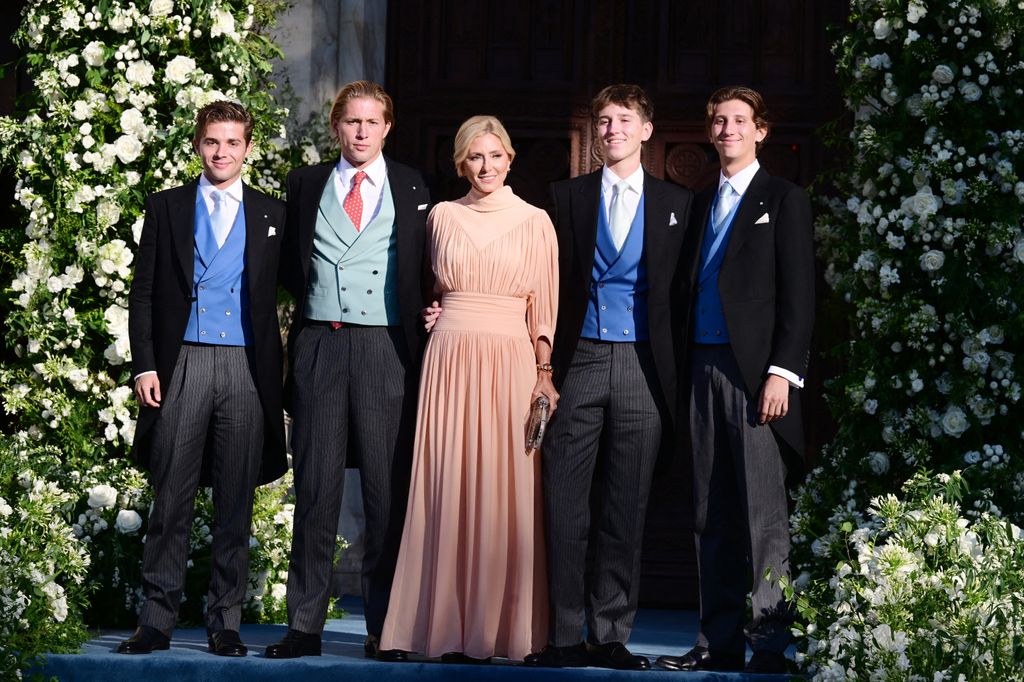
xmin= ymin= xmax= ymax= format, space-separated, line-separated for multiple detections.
xmin=207 ymin=629 xmax=247 ymax=657
xmin=744 ymin=651 xmax=788 ymax=674
xmin=441 ymin=652 xmax=492 ymax=664
xmin=587 ymin=641 xmax=649 ymax=670
xmin=116 ymin=626 xmax=170 ymax=654
xmin=523 ymin=643 xmax=589 ymax=668
xmin=655 ymin=646 xmax=744 ymax=671
xmin=264 ymin=629 xmax=321 ymax=658
xmin=365 ymin=634 xmax=409 ymax=662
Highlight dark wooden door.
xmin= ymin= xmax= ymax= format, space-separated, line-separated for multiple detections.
xmin=386 ymin=0 xmax=846 ymax=608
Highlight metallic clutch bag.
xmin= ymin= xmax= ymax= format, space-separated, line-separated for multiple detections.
xmin=525 ymin=395 xmax=550 ymax=456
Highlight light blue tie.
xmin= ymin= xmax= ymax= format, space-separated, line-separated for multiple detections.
xmin=210 ymin=190 xmax=232 ymax=248
xmin=609 ymin=179 xmax=632 ymax=251
xmin=713 ymin=181 xmax=738 ymax=234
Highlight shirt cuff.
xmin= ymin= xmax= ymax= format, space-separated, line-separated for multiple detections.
xmin=768 ymin=365 xmax=804 ymax=389
xmin=133 ymin=370 xmax=157 ymax=382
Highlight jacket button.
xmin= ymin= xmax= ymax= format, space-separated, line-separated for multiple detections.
xmin=200 ymin=330 xmax=207 ymax=336
xmin=715 ymin=330 xmax=721 ymax=336
xmin=343 ymin=308 xmax=349 ymax=313
xmin=200 ymin=307 xmax=206 ymax=313
xmin=623 ymin=329 xmax=630 ymax=335
xmin=601 ymin=327 xmax=607 ymax=333
xmin=600 ymin=305 xmax=606 ymax=310
xmin=367 ymin=289 xmax=373 ymax=294
xmin=361 ymin=310 xmax=367 ymax=316
xmin=626 ymin=306 xmax=632 ymax=312
xmin=220 ymin=332 xmax=226 ymax=338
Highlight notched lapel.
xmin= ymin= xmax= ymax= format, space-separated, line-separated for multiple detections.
xmin=573 ymin=173 xmax=602 ymax=274
xmin=170 ymin=190 xmax=196 ymax=284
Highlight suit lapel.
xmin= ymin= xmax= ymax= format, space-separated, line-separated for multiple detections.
xmin=387 ymin=158 xmax=420 ymax=288
xmin=572 ymin=170 xmax=602 ymax=278
xmin=299 ymin=163 xmax=335 ymax=273
xmin=641 ymin=174 xmax=671 ymax=289
xmin=723 ymin=167 xmax=770 ymax=264
xmin=243 ymin=184 xmax=267 ymax=296
xmin=171 ymin=180 xmax=199 ymax=286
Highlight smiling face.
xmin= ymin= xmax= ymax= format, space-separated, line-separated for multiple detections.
xmin=595 ymin=102 xmax=653 ymax=177
xmin=710 ymin=98 xmax=767 ymax=176
xmin=195 ymin=120 xmax=253 ymax=188
xmin=461 ymin=133 xmax=510 ymax=196
xmin=334 ymin=96 xmax=392 ymax=169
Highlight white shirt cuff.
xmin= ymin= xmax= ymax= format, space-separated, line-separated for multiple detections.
xmin=133 ymin=370 xmax=157 ymax=382
xmin=768 ymin=365 xmax=804 ymax=389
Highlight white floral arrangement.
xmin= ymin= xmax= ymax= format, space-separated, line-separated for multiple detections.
xmin=794 ymin=0 xmax=1024 ymax=581
xmin=788 ymin=471 xmax=1024 ymax=681
xmin=0 ymin=0 xmax=337 ymax=677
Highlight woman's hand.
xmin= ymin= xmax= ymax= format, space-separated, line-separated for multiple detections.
xmin=421 ymin=300 xmax=442 ymax=332
xmin=531 ymin=370 xmax=559 ymax=413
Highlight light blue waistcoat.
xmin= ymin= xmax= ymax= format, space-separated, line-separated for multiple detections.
xmin=183 ymin=190 xmax=250 ymax=346
xmin=305 ymin=174 xmax=400 ymax=325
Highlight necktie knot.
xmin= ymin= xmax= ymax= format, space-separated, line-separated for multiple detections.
xmin=212 ymin=189 xmax=225 ymax=207
xmin=614 ymin=179 xmax=630 ymax=198
xmin=352 ymin=171 xmax=367 ymax=189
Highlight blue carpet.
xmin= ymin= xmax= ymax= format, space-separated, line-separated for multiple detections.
xmin=30 ymin=597 xmax=798 ymax=680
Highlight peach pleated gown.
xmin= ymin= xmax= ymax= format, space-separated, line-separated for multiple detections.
xmin=380 ymin=185 xmax=558 ymax=660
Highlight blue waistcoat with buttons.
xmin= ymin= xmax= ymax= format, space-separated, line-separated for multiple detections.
xmin=183 ymin=190 xmax=251 ymax=346
xmin=304 ymin=172 xmax=400 ymax=325
xmin=693 ymin=191 xmax=743 ymax=344
xmin=581 ymin=190 xmax=648 ymax=342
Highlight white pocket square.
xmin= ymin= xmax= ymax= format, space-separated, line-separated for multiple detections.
xmin=417 ymin=203 xmax=428 ymax=211
xmin=267 ymin=226 xmax=277 ymax=236
xmin=755 ymin=212 xmax=770 ymax=225
xmin=668 ymin=212 xmax=678 ymax=226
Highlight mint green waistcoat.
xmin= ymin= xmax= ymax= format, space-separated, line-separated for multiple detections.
xmin=305 ymin=174 xmax=400 ymax=325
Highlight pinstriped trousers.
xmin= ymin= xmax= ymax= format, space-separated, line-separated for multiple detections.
xmin=138 ymin=344 xmax=264 ymax=636
xmin=689 ymin=344 xmax=792 ymax=656
xmin=542 ymin=339 xmax=663 ymax=647
xmin=286 ymin=324 xmax=416 ymax=638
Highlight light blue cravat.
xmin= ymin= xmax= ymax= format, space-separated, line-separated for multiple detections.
xmin=609 ymin=179 xmax=632 ymax=250
xmin=713 ymin=181 xmax=738 ymax=234
xmin=210 ymin=190 xmax=232 ymax=248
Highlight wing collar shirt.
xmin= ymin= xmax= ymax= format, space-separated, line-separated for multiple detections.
xmin=601 ymin=164 xmax=645 ymax=225
xmin=333 ymin=152 xmax=388 ymax=231
xmin=719 ymin=159 xmax=804 ymax=389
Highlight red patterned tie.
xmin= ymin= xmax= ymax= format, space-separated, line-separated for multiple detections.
xmin=344 ymin=171 xmax=367 ymax=231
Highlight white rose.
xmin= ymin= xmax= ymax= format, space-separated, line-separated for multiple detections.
xmin=901 ymin=186 xmax=941 ymax=219
xmin=96 ymin=200 xmax=122 ymax=228
xmin=87 ymin=483 xmax=118 ymax=508
xmin=880 ymin=86 xmax=900 ymax=106
xmin=919 ymin=249 xmax=945 ymax=272
xmin=873 ymin=17 xmax=892 ymax=40
xmin=270 ymin=583 xmax=287 ymax=600
xmin=931 ymin=64 xmax=954 ymax=84
xmin=125 ymin=60 xmax=156 ymax=87
xmin=115 ymin=509 xmax=143 ymax=534
xmin=1015 ymin=238 xmax=1024 ymax=264
xmin=83 ymin=41 xmax=106 ymax=67
xmin=149 ymin=0 xmax=174 ymax=16
xmin=959 ymin=82 xmax=982 ymax=103
xmin=120 ymin=107 xmax=148 ymax=138
xmin=112 ymin=134 xmax=143 ymax=164
xmin=940 ymin=406 xmax=969 ymax=438
xmin=109 ymin=13 xmax=132 ymax=33
xmin=906 ymin=1 xmax=926 ymax=23
xmin=210 ymin=9 xmax=236 ymax=38
xmin=867 ymin=451 xmax=889 ymax=475
xmin=165 ymin=55 xmax=197 ymax=84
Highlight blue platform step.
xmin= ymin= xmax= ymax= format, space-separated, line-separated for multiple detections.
xmin=31 ymin=597 xmax=798 ymax=680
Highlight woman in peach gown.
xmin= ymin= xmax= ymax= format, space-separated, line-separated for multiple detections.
xmin=380 ymin=115 xmax=558 ymax=662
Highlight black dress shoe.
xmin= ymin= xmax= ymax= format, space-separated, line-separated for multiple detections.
xmin=523 ymin=643 xmax=589 ymax=668
xmin=587 ymin=641 xmax=650 ymax=670
xmin=264 ymin=629 xmax=321 ymax=658
xmin=744 ymin=651 xmax=788 ymax=674
xmin=655 ymin=646 xmax=744 ymax=671
xmin=116 ymin=626 xmax=170 ymax=654
xmin=207 ymin=630 xmax=247 ymax=657
xmin=441 ymin=652 xmax=492 ymax=664
xmin=364 ymin=633 xmax=409 ymax=662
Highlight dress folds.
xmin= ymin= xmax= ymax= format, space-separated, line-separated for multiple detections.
xmin=380 ymin=185 xmax=558 ymax=660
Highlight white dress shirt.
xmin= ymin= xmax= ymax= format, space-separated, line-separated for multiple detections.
xmin=199 ymin=174 xmax=244 ymax=234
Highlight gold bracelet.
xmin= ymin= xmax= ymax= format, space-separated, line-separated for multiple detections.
xmin=536 ymin=363 xmax=553 ymax=374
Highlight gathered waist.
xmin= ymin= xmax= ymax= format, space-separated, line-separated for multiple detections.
xmin=433 ymin=291 xmax=528 ymax=336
